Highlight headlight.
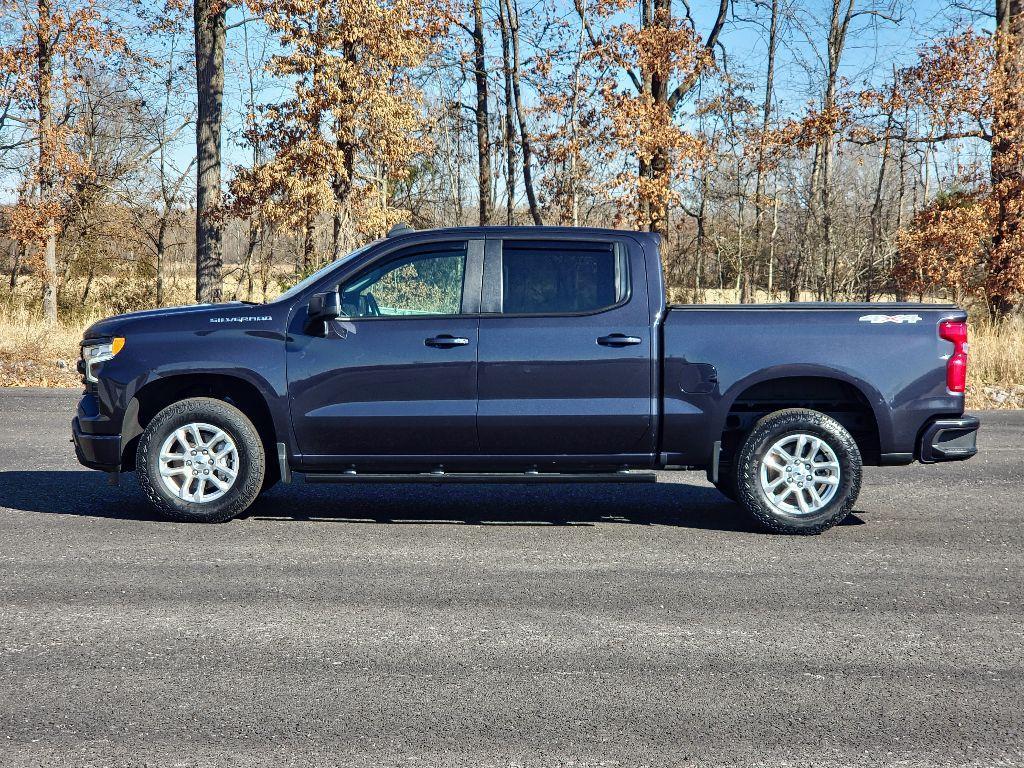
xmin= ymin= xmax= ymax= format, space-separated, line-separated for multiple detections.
xmin=81 ymin=337 xmax=125 ymax=383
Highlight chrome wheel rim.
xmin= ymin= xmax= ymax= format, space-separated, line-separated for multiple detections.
xmin=759 ymin=433 xmax=841 ymax=516
xmin=158 ymin=422 xmax=239 ymax=503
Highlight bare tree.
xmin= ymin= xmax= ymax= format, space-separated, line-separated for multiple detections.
xmin=37 ymin=0 xmax=58 ymax=322
xmin=471 ymin=0 xmax=492 ymax=224
xmin=501 ymin=0 xmax=542 ymax=224
xmin=194 ymin=0 xmax=225 ymax=303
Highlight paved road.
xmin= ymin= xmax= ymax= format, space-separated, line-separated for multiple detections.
xmin=1 ymin=389 xmax=1022 ymax=767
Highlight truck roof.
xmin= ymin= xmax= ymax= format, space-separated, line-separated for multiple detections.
xmin=386 ymin=224 xmax=661 ymax=242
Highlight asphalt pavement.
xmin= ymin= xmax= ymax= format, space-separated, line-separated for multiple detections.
xmin=1 ymin=388 xmax=1022 ymax=767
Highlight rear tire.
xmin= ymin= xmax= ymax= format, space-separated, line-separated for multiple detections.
xmin=137 ymin=397 xmax=265 ymax=523
xmin=735 ymin=408 xmax=862 ymax=535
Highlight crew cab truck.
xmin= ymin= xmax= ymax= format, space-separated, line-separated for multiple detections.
xmin=73 ymin=225 xmax=979 ymax=534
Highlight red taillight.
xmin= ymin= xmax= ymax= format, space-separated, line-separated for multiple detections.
xmin=939 ymin=319 xmax=969 ymax=393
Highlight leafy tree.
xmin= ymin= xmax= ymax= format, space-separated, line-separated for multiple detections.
xmin=0 ymin=0 xmax=127 ymax=321
xmin=228 ymin=0 xmax=445 ymax=269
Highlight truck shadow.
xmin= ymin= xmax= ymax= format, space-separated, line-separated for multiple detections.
xmin=0 ymin=470 xmax=864 ymax=533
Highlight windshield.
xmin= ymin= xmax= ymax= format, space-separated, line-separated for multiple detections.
xmin=272 ymin=242 xmax=378 ymax=303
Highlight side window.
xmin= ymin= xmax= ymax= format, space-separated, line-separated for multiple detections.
xmin=339 ymin=242 xmax=466 ymax=318
xmin=501 ymin=240 xmax=628 ymax=315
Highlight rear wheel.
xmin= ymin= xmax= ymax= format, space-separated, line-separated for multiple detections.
xmin=735 ymin=408 xmax=862 ymax=535
xmin=137 ymin=397 xmax=265 ymax=523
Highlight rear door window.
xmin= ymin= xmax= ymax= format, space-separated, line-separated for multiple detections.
xmin=500 ymin=240 xmax=629 ymax=315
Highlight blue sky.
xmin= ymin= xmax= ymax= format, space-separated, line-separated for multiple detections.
xmin=0 ymin=0 xmax=995 ymax=202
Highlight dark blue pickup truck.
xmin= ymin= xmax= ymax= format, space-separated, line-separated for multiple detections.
xmin=73 ymin=225 xmax=978 ymax=533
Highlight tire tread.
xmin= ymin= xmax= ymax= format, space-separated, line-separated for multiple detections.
xmin=136 ymin=397 xmax=265 ymax=523
xmin=735 ymin=408 xmax=862 ymax=535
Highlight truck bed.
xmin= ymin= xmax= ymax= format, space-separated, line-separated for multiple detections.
xmin=658 ymin=302 xmax=968 ymax=467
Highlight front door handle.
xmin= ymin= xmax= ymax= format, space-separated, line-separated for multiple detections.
xmin=425 ymin=334 xmax=470 ymax=348
xmin=597 ymin=333 xmax=642 ymax=347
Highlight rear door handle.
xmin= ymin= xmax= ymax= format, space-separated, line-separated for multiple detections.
xmin=425 ymin=334 xmax=470 ymax=348
xmin=597 ymin=333 xmax=642 ymax=347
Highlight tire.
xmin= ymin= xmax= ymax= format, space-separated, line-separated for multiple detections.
xmin=734 ymin=408 xmax=862 ymax=535
xmin=136 ymin=397 xmax=265 ymax=523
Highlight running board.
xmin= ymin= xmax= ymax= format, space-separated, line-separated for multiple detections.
xmin=303 ymin=471 xmax=658 ymax=484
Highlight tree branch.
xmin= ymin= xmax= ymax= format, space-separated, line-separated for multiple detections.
xmin=668 ymin=0 xmax=729 ymax=109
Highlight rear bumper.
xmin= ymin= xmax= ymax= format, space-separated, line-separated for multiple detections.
xmin=72 ymin=416 xmax=121 ymax=472
xmin=918 ymin=416 xmax=979 ymax=463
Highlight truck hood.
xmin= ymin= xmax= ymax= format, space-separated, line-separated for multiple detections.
xmin=83 ymin=303 xmax=264 ymax=339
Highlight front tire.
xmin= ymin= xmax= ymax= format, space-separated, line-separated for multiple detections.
xmin=137 ymin=397 xmax=265 ymax=523
xmin=734 ymin=408 xmax=862 ymax=535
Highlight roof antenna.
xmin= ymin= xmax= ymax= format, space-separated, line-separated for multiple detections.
xmin=387 ymin=222 xmax=415 ymax=238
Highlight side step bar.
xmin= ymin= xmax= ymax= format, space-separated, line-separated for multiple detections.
xmin=304 ymin=471 xmax=658 ymax=484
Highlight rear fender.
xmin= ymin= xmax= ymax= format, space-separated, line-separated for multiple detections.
xmin=716 ymin=364 xmax=892 ymax=451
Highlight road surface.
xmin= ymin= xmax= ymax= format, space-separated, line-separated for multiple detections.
xmin=1 ymin=389 xmax=1022 ymax=767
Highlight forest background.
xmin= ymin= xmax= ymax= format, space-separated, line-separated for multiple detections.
xmin=1 ymin=0 xmax=1022 ymax=407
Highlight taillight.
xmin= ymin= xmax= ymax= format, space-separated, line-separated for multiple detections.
xmin=939 ymin=319 xmax=968 ymax=393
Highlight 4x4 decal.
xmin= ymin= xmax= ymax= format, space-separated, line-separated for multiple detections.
xmin=858 ymin=314 xmax=922 ymax=324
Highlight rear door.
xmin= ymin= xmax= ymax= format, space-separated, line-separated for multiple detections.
xmin=475 ymin=236 xmax=655 ymax=460
xmin=287 ymin=239 xmax=482 ymax=463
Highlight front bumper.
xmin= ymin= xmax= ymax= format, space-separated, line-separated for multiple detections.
xmin=918 ymin=415 xmax=979 ymax=463
xmin=72 ymin=414 xmax=121 ymax=472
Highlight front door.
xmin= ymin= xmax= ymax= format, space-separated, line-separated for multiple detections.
xmin=476 ymin=236 xmax=655 ymax=460
xmin=288 ymin=239 xmax=482 ymax=464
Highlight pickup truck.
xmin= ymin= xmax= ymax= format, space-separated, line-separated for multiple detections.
xmin=73 ymin=225 xmax=979 ymax=534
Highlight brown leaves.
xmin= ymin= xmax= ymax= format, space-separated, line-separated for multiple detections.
xmin=889 ymin=25 xmax=1024 ymax=312
xmin=0 ymin=0 xmax=129 ymax=268
xmin=577 ymin=0 xmax=720 ymax=232
xmin=228 ymin=0 xmax=444 ymax=244
xmin=894 ymin=191 xmax=989 ymax=302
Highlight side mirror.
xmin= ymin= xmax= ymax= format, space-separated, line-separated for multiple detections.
xmin=308 ymin=290 xmax=342 ymax=321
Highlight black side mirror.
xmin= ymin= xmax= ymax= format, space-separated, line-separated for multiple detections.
xmin=308 ymin=290 xmax=342 ymax=321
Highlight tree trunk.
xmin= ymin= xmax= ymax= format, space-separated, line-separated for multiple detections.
xmin=866 ymin=81 xmax=896 ymax=302
xmin=734 ymin=145 xmax=750 ymax=303
xmin=471 ymin=0 xmax=492 ymax=225
xmin=753 ymin=0 xmax=779 ymax=302
xmin=81 ymin=267 xmax=95 ymax=305
xmin=498 ymin=4 xmax=516 ymax=225
xmin=194 ymin=0 xmax=226 ymax=303
xmin=37 ymin=0 xmax=57 ymax=323
xmin=156 ymin=216 xmax=167 ymax=305
xmin=645 ymin=0 xmax=671 ymax=240
xmin=810 ymin=0 xmax=854 ymax=302
xmin=242 ymin=220 xmax=260 ymax=301
xmin=8 ymin=240 xmax=21 ymax=295
xmin=694 ymin=170 xmax=709 ymax=301
xmin=303 ymin=211 xmax=316 ymax=272
xmin=504 ymin=0 xmax=542 ymax=224
xmin=567 ymin=26 xmax=584 ymax=226
xmin=989 ymin=0 xmax=1024 ymax=315
xmin=332 ymin=132 xmax=355 ymax=259
xmin=791 ymin=147 xmax=822 ymax=302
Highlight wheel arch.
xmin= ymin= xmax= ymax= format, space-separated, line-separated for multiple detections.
xmin=717 ymin=367 xmax=888 ymax=465
xmin=120 ymin=373 xmax=278 ymax=471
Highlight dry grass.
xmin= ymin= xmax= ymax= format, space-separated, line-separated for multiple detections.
xmin=2 ymin=276 xmax=1021 ymax=408
xmin=0 ymin=305 xmax=97 ymax=387
xmin=967 ymin=315 xmax=1024 ymax=408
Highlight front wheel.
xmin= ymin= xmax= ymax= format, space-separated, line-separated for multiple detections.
xmin=136 ymin=397 xmax=265 ymax=523
xmin=734 ymin=408 xmax=862 ymax=535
